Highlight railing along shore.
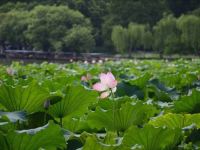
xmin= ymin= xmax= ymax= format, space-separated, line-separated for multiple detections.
xmin=0 ymin=50 xmax=199 ymax=63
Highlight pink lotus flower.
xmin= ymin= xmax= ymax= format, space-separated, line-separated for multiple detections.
xmin=81 ymin=73 xmax=92 ymax=82
xmin=93 ymin=72 xmax=117 ymax=99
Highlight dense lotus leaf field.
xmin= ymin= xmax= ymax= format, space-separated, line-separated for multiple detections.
xmin=0 ymin=59 xmax=200 ymax=150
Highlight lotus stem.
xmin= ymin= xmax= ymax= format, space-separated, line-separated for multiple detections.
xmin=110 ymin=89 xmax=116 ymax=132
xmin=44 ymin=109 xmax=47 ymax=125
xmin=60 ymin=117 xmax=63 ymax=127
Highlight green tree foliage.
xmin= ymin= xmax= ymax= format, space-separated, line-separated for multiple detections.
xmin=192 ymin=7 xmax=200 ymax=16
xmin=128 ymin=23 xmax=146 ymax=51
xmin=109 ymin=0 xmax=168 ymax=26
xmin=103 ymin=0 xmax=168 ymax=49
xmin=0 ymin=2 xmax=31 ymax=12
xmin=63 ymin=26 xmax=95 ymax=52
xmin=111 ymin=25 xmax=129 ymax=53
xmin=112 ymin=23 xmax=152 ymax=55
xmin=25 ymin=5 xmax=93 ymax=52
xmin=142 ymin=30 xmax=153 ymax=50
xmin=177 ymin=15 xmax=200 ymax=54
xmin=0 ymin=10 xmax=30 ymax=50
xmin=0 ymin=0 xmax=109 ymax=49
xmin=111 ymin=14 xmax=200 ymax=55
xmin=153 ymin=15 xmax=182 ymax=55
xmin=152 ymin=14 xmax=200 ymax=55
xmin=0 ymin=0 xmax=199 ymax=54
xmin=67 ymin=0 xmax=109 ymax=46
xmin=166 ymin=0 xmax=200 ymax=17
xmin=0 ymin=5 xmax=95 ymax=52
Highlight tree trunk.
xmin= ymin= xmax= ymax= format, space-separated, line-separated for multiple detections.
xmin=159 ymin=49 xmax=163 ymax=59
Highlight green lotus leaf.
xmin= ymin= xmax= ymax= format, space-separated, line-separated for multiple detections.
xmin=174 ymin=89 xmax=200 ymax=113
xmin=62 ymin=116 xmax=91 ymax=133
xmin=63 ymin=97 xmax=137 ymax=133
xmin=1 ymin=121 xmax=66 ymax=150
xmin=122 ymin=125 xmax=182 ymax=150
xmin=48 ymin=85 xmax=98 ymax=118
xmin=27 ymin=112 xmax=55 ymax=128
xmin=149 ymin=113 xmax=200 ymax=129
xmin=0 ymin=117 xmax=15 ymax=135
xmin=148 ymin=79 xmax=178 ymax=102
xmin=0 ymin=111 xmax=15 ymax=145
xmin=148 ymin=85 xmax=172 ymax=102
xmin=0 ymin=81 xmax=50 ymax=114
xmin=127 ymin=73 xmax=152 ymax=88
xmin=82 ymin=132 xmax=121 ymax=150
xmin=82 ymin=136 xmax=115 ymax=150
xmin=87 ymin=101 xmax=158 ymax=131
xmin=116 ymin=82 xmax=144 ymax=99
xmin=98 ymin=96 xmax=137 ymax=110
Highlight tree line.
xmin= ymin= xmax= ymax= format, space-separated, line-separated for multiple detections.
xmin=112 ymin=15 xmax=200 ymax=55
xmin=0 ymin=5 xmax=94 ymax=52
xmin=0 ymin=0 xmax=199 ymax=54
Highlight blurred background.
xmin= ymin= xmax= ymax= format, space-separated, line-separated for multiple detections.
xmin=0 ymin=0 xmax=199 ymax=57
